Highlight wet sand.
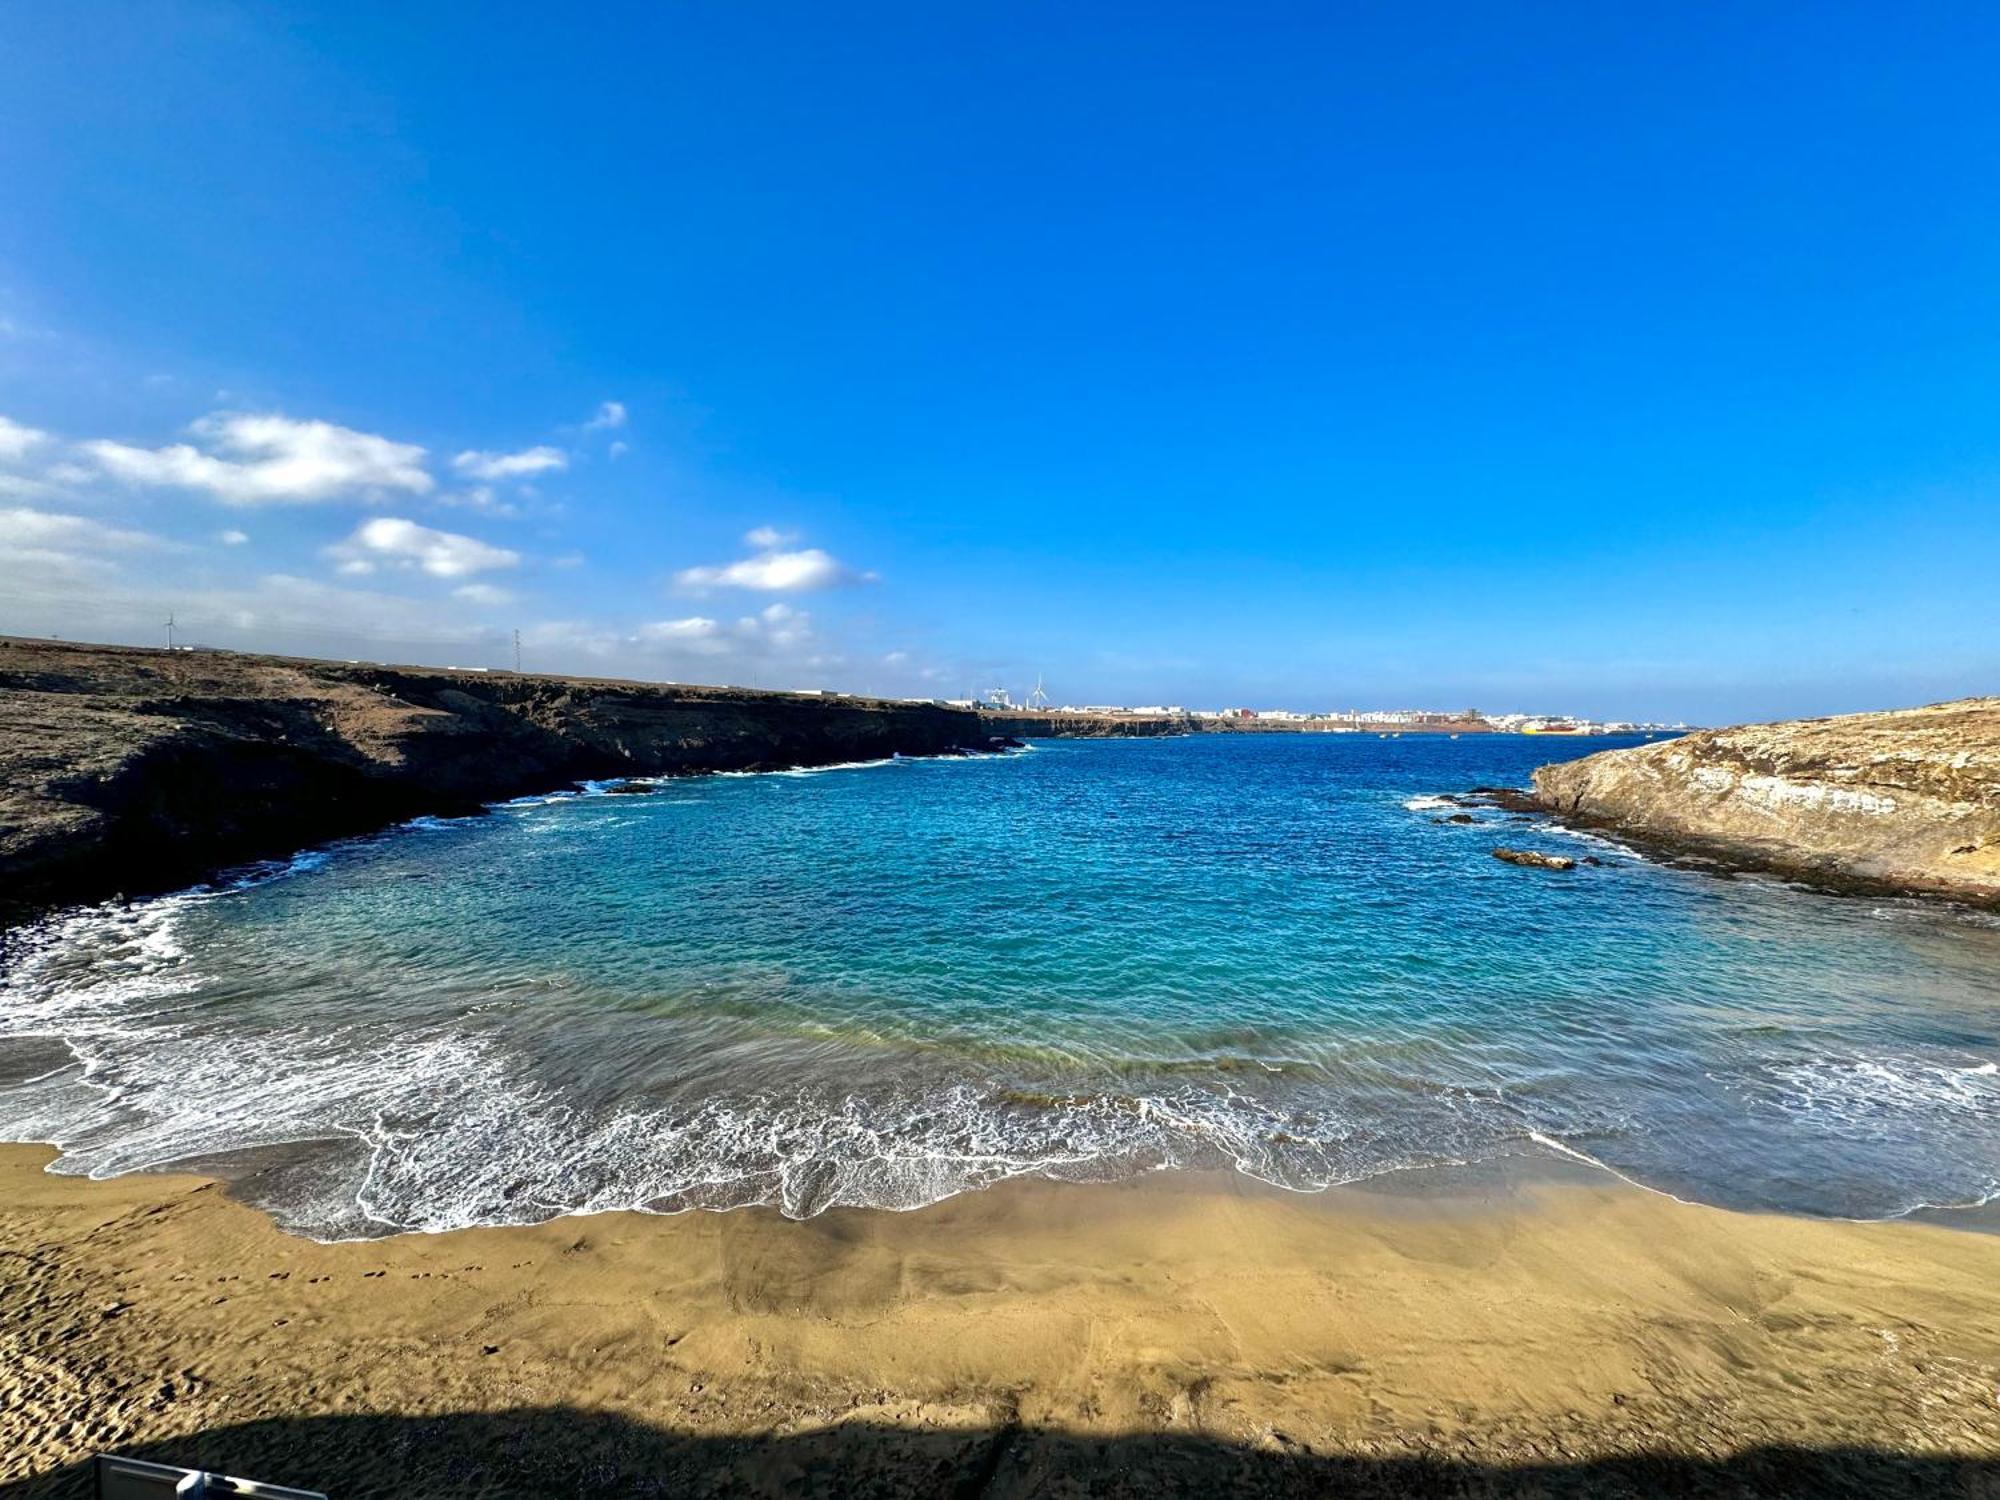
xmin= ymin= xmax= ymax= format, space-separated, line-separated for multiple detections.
xmin=2 ymin=1143 xmax=1997 ymax=1496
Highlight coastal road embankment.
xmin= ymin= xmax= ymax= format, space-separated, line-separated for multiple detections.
xmin=1533 ymin=697 xmax=2000 ymax=904
xmin=0 ymin=638 xmax=996 ymax=921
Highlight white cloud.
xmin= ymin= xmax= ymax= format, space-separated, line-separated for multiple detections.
xmin=744 ymin=525 xmax=798 ymax=549
xmin=675 ymin=542 xmax=872 ymax=593
xmin=744 ymin=601 xmax=812 ymax=649
xmin=0 ymin=415 xmax=49 ymax=461
xmin=585 ymin=401 xmax=627 ymax=431
xmin=608 ymin=440 xmax=629 ymax=460
xmin=452 ymin=583 xmax=516 ymax=606
xmin=217 ymin=529 xmax=250 ymax=546
xmin=326 ymin=517 xmax=521 ymax=578
xmin=451 ymin=446 xmax=567 ymax=482
xmin=637 ymin=616 xmax=724 ymax=651
xmin=85 ymin=413 xmax=433 ymax=505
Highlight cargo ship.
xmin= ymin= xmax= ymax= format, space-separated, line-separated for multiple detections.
xmin=1520 ymin=720 xmax=1586 ymax=735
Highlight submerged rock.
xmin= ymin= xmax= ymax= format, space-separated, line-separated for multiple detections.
xmin=1492 ymin=848 xmax=1576 ymax=870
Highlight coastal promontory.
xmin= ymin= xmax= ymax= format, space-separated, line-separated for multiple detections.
xmin=0 ymin=638 xmax=995 ymax=921
xmin=1532 ymin=698 xmax=2000 ymax=904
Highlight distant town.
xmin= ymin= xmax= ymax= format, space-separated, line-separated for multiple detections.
xmin=925 ymin=688 xmax=1689 ymax=736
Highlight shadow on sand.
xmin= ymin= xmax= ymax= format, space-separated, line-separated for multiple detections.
xmin=6 ymin=1410 xmax=1996 ymax=1499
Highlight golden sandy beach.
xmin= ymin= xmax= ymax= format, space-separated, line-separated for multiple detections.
xmin=2 ymin=1143 xmax=1997 ymax=1496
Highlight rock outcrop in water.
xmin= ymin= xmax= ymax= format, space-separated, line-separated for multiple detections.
xmin=0 ymin=638 xmax=996 ymax=922
xmin=1532 ymin=698 xmax=2000 ymax=904
xmin=1491 ymin=848 xmax=1575 ymax=871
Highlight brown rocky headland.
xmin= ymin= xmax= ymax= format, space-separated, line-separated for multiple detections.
xmin=1532 ymin=697 xmax=2000 ymax=905
xmin=0 ymin=638 xmax=1003 ymax=923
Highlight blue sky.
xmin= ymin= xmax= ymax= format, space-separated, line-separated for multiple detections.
xmin=1 ymin=3 xmax=1995 ymax=721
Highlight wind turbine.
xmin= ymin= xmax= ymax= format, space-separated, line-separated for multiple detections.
xmin=1028 ymin=673 xmax=1049 ymax=710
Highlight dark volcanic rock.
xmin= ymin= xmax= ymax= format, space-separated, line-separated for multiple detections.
xmin=979 ymin=712 xmax=1189 ymax=739
xmin=1462 ymin=786 xmax=1544 ymax=814
xmin=0 ymin=639 xmax=994 ymax=923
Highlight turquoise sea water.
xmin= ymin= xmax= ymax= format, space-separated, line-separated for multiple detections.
xmin=2 ymin=734 xmax=1996 ymax=1239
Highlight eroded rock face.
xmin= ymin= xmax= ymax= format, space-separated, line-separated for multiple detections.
xmin=978 ymin=712 xmax=1190 ymax=739
xmin=1532 ymin=699 xmax=2000 ymax=903
xmin=0 ymin=639 xmax=993 ymax=921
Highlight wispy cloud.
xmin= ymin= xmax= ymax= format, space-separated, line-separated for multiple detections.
xmin=637 ymin=615 xmax=723 ymax=649
xmin=326 ymin=517 xmax=520 ymax=578
xmin=524 ymin=603 xmax=826 ymax=675
xmin=85 ymin=413 xmax=433 ymax=505
xmin=0 ymin=414 xmax=49 ymax=462
xmin=0 ymin=505 xmax=164 ymax=555
xmin=584 ymin=400 xmax=627 ymax=431
xmin=451 ymin=445 xmax=567 ymax=482
xmin=740 ymin=601 xmax=813 ymax=650
xmin=0 ymin=473 xmax=66 ymax=501
xmin=452 ymin=582 xmax=516 ymax=606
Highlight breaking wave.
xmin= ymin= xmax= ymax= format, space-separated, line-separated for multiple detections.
xmin=4 ymin=732 xmax=1996 ymax=1237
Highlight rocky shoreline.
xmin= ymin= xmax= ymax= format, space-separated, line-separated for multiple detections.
xmin=979 ymin=710 xmax=1193 ymax=739
xmin=12 ymin=642 xmax=1994 ymax=923
xmin=1532 ymin=698 xmax=2000 ymax=907
xmin=0 ymin=639 xmax=1008 ymax=924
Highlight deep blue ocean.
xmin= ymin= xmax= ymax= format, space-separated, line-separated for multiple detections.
xmin=2 ymin=733 xmax=1996 ymax=1239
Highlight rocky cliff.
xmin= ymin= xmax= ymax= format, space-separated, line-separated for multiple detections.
xmin=1532 ymin=698 xmax=2000 ymax=904
xmin=978 ymin=711 xmax=1193 ymax=739
xmin=0 ymin=639 xmax=997 ymax=922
